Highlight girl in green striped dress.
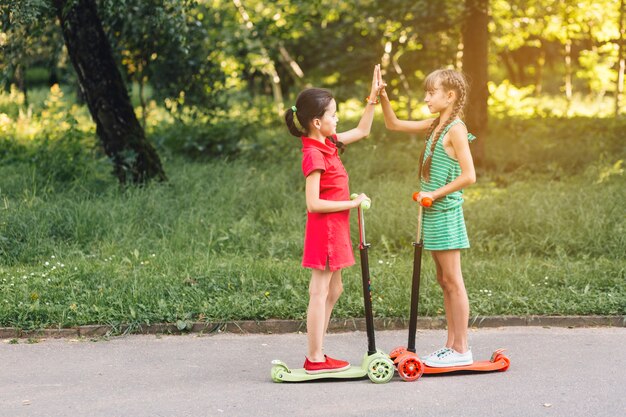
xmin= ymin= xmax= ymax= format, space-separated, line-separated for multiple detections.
xmin=379 ymin=69 xmax=476 ymax=367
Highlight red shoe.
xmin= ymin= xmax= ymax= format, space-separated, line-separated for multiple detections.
xmin=304 ymin=355 xmax=350 ymax=374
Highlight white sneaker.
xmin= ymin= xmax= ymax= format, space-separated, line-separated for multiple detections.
xmin=424 ymin=348 xmax=473 ymax=367
xmin=421 ymin=347 xmax=451 ymax=361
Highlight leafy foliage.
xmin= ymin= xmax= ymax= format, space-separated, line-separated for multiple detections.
xmin=3 ymin=0 xmax=625 ymax=117
xmin=153 ymin=118 xmax=255 ymax=159
xmin=0 ymin=0 xmax=62 ymax=93
xmin=98 ymin=0 xmax=228 ymax=114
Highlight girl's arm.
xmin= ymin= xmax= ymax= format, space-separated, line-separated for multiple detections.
xmin=380 ymin=89 xmax=435 ymax=133
xmin=305 ymin=171 xmax=368 ymax=213
xmin=336 ymin=65 xmax=381 ymax=145
xmin=417 ymin=125 xmax=476 ymax=201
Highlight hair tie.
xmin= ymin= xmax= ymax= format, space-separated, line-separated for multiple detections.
xmin=291 ymin=105 xmax=297 ymax=113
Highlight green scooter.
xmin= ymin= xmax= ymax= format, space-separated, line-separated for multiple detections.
xmin=270 ymin=194 xmax=394 ymax=383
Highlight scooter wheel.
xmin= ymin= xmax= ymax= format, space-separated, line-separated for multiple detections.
xmin=494 ymin=355 xmax=511 ymax=372
xmin=271 ymin=364 xmax=288 ymax=382
xmin=397 ymin=356 xmax=424 ymax=382
xmin=389 ymin=346 xmax=408 ymax=361
xmin=367 ymin=357 xmax=395 ymax=384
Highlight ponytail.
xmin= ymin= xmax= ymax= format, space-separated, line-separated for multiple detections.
xmin=285 ymin=107 xmax=304 ymax=137
xmin=328 ymin=135 xmax=345 ymax=153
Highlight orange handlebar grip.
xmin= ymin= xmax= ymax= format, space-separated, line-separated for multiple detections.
xmin=412 ymin=192 xmax=433 ymax=207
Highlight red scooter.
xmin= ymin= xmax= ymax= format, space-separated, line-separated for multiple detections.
xmin=389 ymin=193 xmax=510 ymax=381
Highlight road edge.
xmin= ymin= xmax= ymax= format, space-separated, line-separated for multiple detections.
xmin=1 ymin=315 xmax=624 ymax=339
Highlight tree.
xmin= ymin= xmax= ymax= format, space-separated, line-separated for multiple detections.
xmin=0 ymin=2 xmax=62 ymax=101
xmin=52 ymin=0 xmax=166 ymax=184
xmin=97 ymin=0 xmax=228 ymax=123
xmin=616 ymin=0 xmax=625 ymax=116
xmin=462 ymin=0 xmax=488 ymax=168
xmin=231 ymin=0 xmax=284 ymax=115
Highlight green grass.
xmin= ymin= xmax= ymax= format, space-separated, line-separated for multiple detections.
xmin=0 ymin=116 xmax=625 ymax=331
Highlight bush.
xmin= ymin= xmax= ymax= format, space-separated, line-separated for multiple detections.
xmin=153 ymin=118 xmax=256 ymax=159
xmin=0 ymin=85 xmax=25 ymax=119
xmin=486 ymin=116 xmax=626 ymax=178
xmin=0 ymin=84 xmax=101 ymax=184
xmin=29 ymin=128 xmax=97 ymax=183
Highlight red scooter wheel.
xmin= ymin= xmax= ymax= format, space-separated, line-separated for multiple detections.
xmin=493 ymin=354 xmax=511 ymax=372
xmin=397 ymin=355 xmax=424 ymax=381
xmin=498 ymin=356 xmax=511 ymax=372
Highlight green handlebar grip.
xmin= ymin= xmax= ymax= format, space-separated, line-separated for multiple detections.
xmin=350 ymin=193 xmax=371 ymax=210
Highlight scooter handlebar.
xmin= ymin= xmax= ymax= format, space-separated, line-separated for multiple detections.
xmin=350 ymin=193 xmax=371 ymax=210
xmin=412 ymin=192 xmax=433 ymax=207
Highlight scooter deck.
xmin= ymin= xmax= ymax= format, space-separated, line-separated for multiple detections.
xmin=423 ymin=350 xmax=510 ymax=375
xmin=271 ymin=361 xmax=367 ymax=382
xmin=271 ymin=351 xmax=395 ymax=383
xmin=423 ymin=358 xmax=509 ymax=374
xmin=392 ymin=348 xmax=510 ymax=380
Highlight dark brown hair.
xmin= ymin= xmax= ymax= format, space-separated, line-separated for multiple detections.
xmin=284 ymin=88 xmax=344 ymax=151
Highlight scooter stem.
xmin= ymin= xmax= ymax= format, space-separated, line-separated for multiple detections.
xmin=356 ymin=203 xmax=377 ymax=356
xmin=358 ymin=203 xmax=367 ymax=250
xmin=416 ymin=204 xmax=424 ymax=244
xmin=407 ymin=201 xmax=427 ymax=353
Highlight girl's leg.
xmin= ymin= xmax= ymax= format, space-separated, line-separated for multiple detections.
xmin=431 ymin=253 xmax=455 ymax=349
xmin=323 ymin=269 xmax=344 ymax=335
xmin=307 ymin=267 xmax=333 ymax=362
xmin=431 ymin=249 xmax=469 ymax=353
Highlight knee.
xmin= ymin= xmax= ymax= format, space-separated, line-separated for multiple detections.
xmin=439 ymin=273 xmax=464 ymax=294
xmin=328 ymin=281 xmax=343 ymax=303
xmin=309 ymin=282 xmax=330 ymax=300
xmin=435 ymin=272 xmax=445 ymax=286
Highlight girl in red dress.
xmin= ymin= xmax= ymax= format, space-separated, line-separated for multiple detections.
xmin=284 ymin=65 xmax=382 ymax=373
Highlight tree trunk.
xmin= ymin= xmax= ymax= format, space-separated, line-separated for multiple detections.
xmin=382 ymin=41 xmax=416 ymax=140
xmin=278 ymin=43 xmax=305 ymax=85
xmin=462 ymin=0 xmax=489 ymax=169
xmin=564 ymin=38 xmax=573 ymax=107
xmin=392 ymin=53 xmax=412 ymax=117
xmin=48 ymin=40 xmax=63 ymax=87
xmin=232 ymin=0 xmax=283 ymax=115
xmin=138 ymin=60 xmax=148 ymax=130
xmin=535 ymin=41 xmax=545 ymax=95
xmin=499 ymin=51 xmax=518 ymax=85
xmin=52 ymin=0 xmax=166 ymax=184
xmin=15 ymin=64 xmax=27 ymax=104
xmin=616 ymin=0 xmax=625 ymax=117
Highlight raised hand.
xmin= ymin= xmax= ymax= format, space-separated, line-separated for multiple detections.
xmin=369 ymin=64 xmax=381 ymax=99
xmin=377 ymin=65 xmax=388 ymax=98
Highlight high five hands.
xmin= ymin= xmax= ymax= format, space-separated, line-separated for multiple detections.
xmin=370 ymin=64 xmax=387 ymax=101
xmin=375 ymin=64 xmax=387 ymax=99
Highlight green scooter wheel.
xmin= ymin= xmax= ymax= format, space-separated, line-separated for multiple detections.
xmin=367 ymin=357 xmax=394 ymax=383
xmin=271 ymin=363 xmax=288 ymax=382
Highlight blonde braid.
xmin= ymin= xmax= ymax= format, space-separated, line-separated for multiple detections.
xmin=421 ymin=70 xmax=468 ymax=182
xmin=418 ymin=117 xmax=440 ymax=180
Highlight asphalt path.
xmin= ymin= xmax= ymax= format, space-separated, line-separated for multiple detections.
xmin=1 ymin=327 xmax=625 ymax=417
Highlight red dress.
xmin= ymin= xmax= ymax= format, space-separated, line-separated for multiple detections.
xmin=301 ymin=135 xmax=355 ymax=271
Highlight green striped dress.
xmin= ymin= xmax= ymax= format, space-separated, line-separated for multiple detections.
xmin=420 ymin=119 xmax=476 ymax=251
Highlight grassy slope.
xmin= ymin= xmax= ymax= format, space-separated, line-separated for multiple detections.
xmin=0 ymin=117 xmax=624 ymax=330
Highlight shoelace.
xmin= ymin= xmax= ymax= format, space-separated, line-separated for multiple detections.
xmin=437 ymin=349 xmax=455 ymax=359
xmin=435 ymin=347 xmax=452 ymax=357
